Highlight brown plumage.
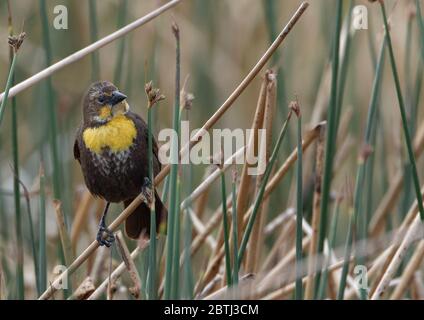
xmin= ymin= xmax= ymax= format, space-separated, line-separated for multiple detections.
xmin=73 ymin=81 xmax=167 ymax=241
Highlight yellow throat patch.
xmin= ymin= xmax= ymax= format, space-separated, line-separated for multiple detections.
xmin=83 ymin=115 xmax=137 ymax=154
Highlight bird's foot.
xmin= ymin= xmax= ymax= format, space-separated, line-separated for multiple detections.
xmin=141 ymin=177 xmax=153 ymax=205
xmin=96 ymin=224 xmax=115 ymax=247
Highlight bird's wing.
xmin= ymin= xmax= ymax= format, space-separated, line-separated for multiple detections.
xmin=129 ymin=111 xmax=161 ymax=171
xmin=73 ymin=127 xmax=82 ymax=163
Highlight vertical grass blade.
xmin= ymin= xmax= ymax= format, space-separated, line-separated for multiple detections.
xmin=88 ymin=0 xmax=100 ymax=80
xmin=231 ymin=170 xmax=239 ymax=286
xmin=39 ymin=0 xmax=63 ymax=212
xmin=317 ymin=198 xmax=340 ymax=299
xmin=379 ymin=1 xmax=424 ymax=221
xmin=172 ymin=178 xmax=181 ymax=298
xmin=113 ymin=0 xmax=128 ymax=86
xmin=164 ymin=22 xmax=181 ymax=299
xmin=0 ymin=54 xmax=17 ymax=126
xmin=220 ymin=171 xmax=232 ymax=287
xmin=7 ymin=2 xmax=24 ymax=299
xmin=147 ymin=103 xmax=157 ymax=300
xmin=11 ymin=64 xmax=23 ymax=301
xmin=39 ymin=164 xmax=47 ymax=294
xmin=316 ymin=0 xmax=343 ymax=289
xmin=294 ymin=104 xmax=303 ymax=300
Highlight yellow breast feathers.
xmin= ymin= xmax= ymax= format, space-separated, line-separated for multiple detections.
xmin=83 ymin=115 xmax=137 ymax=154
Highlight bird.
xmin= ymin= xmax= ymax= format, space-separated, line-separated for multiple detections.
xmin=73 ymin=80 xmax=167 ymax=247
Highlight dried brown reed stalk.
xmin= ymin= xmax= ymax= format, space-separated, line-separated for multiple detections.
xmin=53 ymin=200 xmax=73 ymax=267
xmin=203 ymin=274 xmax=255 ymax=300
xmin=390 ymin=240 xmax=424 ymax=299
xmin=369 ymin=184 xmax=424 ymax=298
xmin=372 ymin=214 xmax=424 ymax=299
xmin=115 ymin=232 xmax=142 ymax=299
xmin=70 ymin=191 xmax=94 ymax=253
xmin=246 ymin=71 xmax=277 ymax=273
xmin=70 ymin=277 xmax=95 ymax=300
xmin=87 ymin=239 xmax=149 ymax=300
xmin=235 ymin=70 xmax=270 ymax=256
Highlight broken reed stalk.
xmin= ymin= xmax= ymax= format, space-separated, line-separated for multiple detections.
xmin=238 ymin=109 xmax=293 ymax=267
xmin=87 ymin=245 xmax=144 ymax=300
xmin=304 ymin=122 xmax=325 ymax=299
xmin=70 ymin=191 xmax=93 ymax=253
xmin=53 ymin=201 xmax=73 ymax=268
xmin=115 ymin=232 xmax=142 ymax=299
xmin=235 ymin=71 xmax=269 ymax=255
xmin=246 ymin=71 xmax=276 ymax=274
xmin=37 ymin=2 xmax=309 ymax=300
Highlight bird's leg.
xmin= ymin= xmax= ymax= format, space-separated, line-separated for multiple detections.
xmin=141 ymin=177 xmax=153 ymax=206
xmin=96 ymin=202 xmax=115 ymax=247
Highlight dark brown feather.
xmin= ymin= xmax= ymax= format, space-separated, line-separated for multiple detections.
xmin=74 ymin=105 xmax=167 ymax=240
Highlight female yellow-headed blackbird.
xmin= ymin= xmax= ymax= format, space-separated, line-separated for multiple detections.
xmin=74 ymin=81 xmax=167 ymax=246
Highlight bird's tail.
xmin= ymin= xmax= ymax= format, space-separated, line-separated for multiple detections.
xmin=124 ymin=190 xmax=167 ymax=240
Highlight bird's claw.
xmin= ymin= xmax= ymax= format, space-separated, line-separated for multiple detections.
xmin=96 ymin=225 xmax=115 ymax=247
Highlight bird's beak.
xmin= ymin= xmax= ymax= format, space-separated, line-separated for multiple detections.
xmin=111 ymin=91 xmax=129 ymax=116
xmin=110 ymin=90 xmax=127 ymax=106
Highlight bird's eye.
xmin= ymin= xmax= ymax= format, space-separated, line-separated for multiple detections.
xmin=97 ymin=96 xmax=105 ymax=104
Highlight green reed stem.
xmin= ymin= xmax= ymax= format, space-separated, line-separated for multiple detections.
xmin=337 ymin=207 xmax=354 ymax=300
xmin=379 ymin=1 xmax=424 ymax=221
xmin=39 ymin=164 xmax=47 ymax=294
xmin=39 ymin=0 xmax=63 ymax=212
xmin=295 ymin=112 xmax=303 ymax=300
xmin=147 ymin=106 xmax=157 ymax=300
xmin=88 ymin=0 xmax=100 ymax=80
xmin=341 ymin=35 xmax=386 ymax=301
xmin=220 ymin=171 xmax=232 ymax=287
xmin=417 ymin=0 xmax=424 ymax=61
xmin=335 ymin=0 xmax=354 ymax=129
xmin=317 ymin=200 xmax=340 ymax=299
xmin=0 ymin=54 xmax=17 ymax=127
xmin=171 ymin=178 xmax=181 ymax=299
xmin=11 ymin=70 xmax=24 ymax=301
xmin=113 ymin=0 xmax=128 ymax=86
xmin=164 ymin=23 xmax=181 ymax=300
xmin=231 ymin=172 xmax=239 ymax=286
xmin=316 ymin=0 xmax=343 ymax=290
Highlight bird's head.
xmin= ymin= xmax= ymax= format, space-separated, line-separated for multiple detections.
xmin=83 ymin=81 xmax=129 ymax=125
